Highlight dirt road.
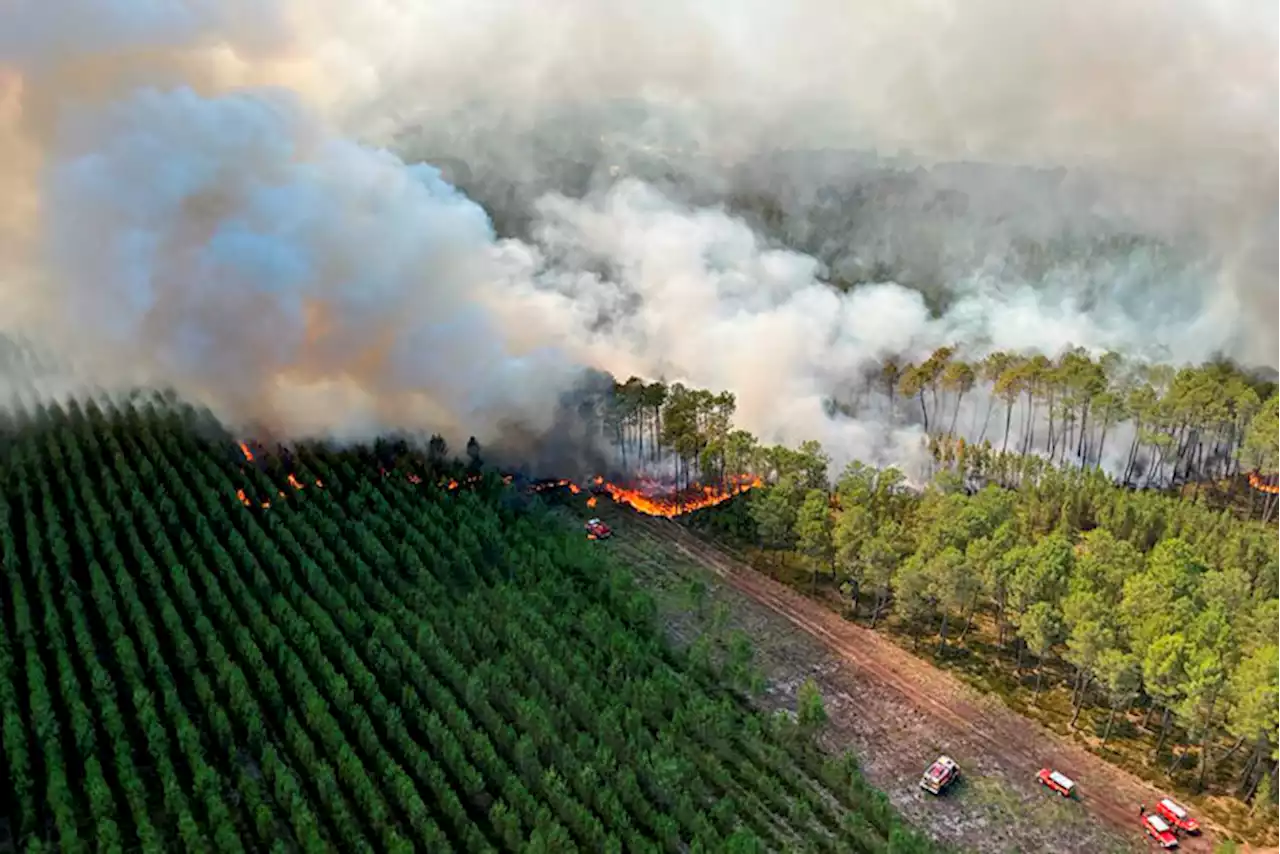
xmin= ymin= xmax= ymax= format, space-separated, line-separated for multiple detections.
xmin=626 ymin=514 xmax=1232 ymax=854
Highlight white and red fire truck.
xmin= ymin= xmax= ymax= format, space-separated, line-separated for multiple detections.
xmin=1141 ymin=812 xmax=1179 ymax=849
xmin=1036 ymin=768 xmax=1076 ymax=798
xmin=584 ymin=518 xmax=613 ymax=540
xmin=1156 ymin=798 xmax=1200 ymax=835
xmin=919 ymin=756 xmax=961 ymax=795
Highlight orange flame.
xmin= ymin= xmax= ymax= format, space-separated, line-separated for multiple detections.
xmin=532 ymin=479 xmax=576 ymax=492
xmin=1248 ymin=471 xmax=1280 ymax=495
xmin=234 ymin=440 xmax=326 ymax=509
xmin=236 ymin=488 xmax=274 ymax=510
xmin=530 ymin=473 xmax=762 ymax=516
xmin=233 ymin=436 xmax=768 ymax=520
xmin=600 ymin=475 xmax=762 ymax=518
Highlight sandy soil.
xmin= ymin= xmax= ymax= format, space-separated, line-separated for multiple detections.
xmin=601 ymin=509 xmax=1237 ymax=854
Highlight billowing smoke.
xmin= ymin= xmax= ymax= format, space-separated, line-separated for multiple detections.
xmin=0 ymin=0 xmax=1275 ymax=475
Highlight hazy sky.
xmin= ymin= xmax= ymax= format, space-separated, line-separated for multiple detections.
xmin=0 ymin=0 xmax=1274 ymax=473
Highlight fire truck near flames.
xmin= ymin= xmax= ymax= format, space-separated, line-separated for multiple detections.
xmin=584 ymin=518 xmax=612 ymax=540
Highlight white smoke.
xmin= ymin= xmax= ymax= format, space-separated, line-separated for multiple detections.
xmin=35 ymin=85 xmax=581 ymax=444
xmin=0 ymin=0 xmax=1274 ymax=473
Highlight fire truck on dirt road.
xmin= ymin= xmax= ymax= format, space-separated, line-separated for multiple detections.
xmin=1142 ymin=812 xmax=1180 ymax=848
xmin=1036 ymin=768 xmax=1076 ymax=798
xmin=584 ymin=518 xmax=613 ymax=540
xmin=919 ymin=756 xmax=961 ymax=795
xmin=1156 ymin=798 xmax=1201 ymax=835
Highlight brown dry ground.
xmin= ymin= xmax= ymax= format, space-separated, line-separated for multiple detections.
xmin=567 ymin=499 xmax=1263 ymax=854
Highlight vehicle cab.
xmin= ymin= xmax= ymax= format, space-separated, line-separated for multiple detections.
xmin=1142 ymin=813 xmax=1179 ymax=849
xmin=1036 ymin=768 xmax=1075 ymax=798
xmin=1156 ymin=798 xmax=1200 ymax=834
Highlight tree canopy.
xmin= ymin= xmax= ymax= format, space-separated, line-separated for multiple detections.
xmin=624 ymin=351 xmax=1279 ymax=840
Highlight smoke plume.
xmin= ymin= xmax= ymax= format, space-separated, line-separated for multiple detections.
xmin=1 ymin=0 xmax=1275 ymax=474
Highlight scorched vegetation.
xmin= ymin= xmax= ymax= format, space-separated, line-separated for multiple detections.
xmin=0 ymin=396 xmax=943 ymax=854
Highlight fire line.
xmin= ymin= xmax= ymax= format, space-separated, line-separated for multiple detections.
xmin=234 ymin=440 xmax=761 ymax=516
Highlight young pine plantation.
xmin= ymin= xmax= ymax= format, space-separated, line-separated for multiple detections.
xmin=0 ymin=397 xmax=943 ymax=854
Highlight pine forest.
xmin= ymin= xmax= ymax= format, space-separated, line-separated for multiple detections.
xmin=0 ymin=396 xmax=941 ymax=854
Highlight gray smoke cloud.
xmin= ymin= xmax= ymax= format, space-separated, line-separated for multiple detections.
xmin=0 ymin=0 xmax=1274 ymax=475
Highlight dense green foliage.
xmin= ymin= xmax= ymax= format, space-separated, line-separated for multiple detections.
xmin=0 ymin=397 xmax=942 ymax=853
xmin=686 ymin=447 xmax=1278 ymax=829
xmin=591 ymin=353 xmax=1279 ymax=842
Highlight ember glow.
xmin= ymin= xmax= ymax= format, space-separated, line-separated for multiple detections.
xmin=531 ymin=479 xmax=576 ymax=493
xmin=233 ymin=441 xmax=761 ymax=517
xmin=236 ymin=472 xmax=323 ymax=509
xmin=1248 ymin=471 xmax=1279 ymax=495
xmin=529 ymin=472 xmax=761 ymax=516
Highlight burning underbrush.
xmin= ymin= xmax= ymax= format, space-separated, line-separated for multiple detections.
xmin=233 ymin=439 xmax=762 ymax=517
xmin=532 ymin=474 xmax=763 ymax=517
xmin=1247 ymin=470 xmax=1279 ymax=495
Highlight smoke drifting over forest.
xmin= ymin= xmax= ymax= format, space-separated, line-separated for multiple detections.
xmin=0 ymin=0 xmax=1275 ymax=475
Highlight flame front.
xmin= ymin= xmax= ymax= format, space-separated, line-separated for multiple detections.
xmin=233 ymin=430 xmax=1276 ymax=524
xmin=1248 ymin=471 xmax=1279 ymax=495
xmin=600 ymin=475 xmax=762 ymax=518
xmin=531 ymin=473 xmax=762 ymax=517
xmin=233 ymin=439 xmax=762 ymax=517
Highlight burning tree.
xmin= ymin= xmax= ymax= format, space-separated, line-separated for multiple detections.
xmin=608 ymin=379 xmax=741 ymax=489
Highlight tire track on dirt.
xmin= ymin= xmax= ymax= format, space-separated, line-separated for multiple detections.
xmin=631 ymin=514 xmax=1226 ymax=853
